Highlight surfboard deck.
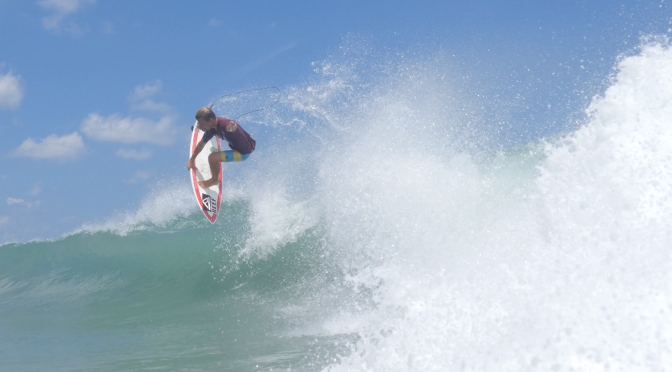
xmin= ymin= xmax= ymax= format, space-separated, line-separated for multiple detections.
xmin=189 ymin=122 xmax=222 ymax=223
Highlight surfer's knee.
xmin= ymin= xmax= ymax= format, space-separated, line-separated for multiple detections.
xmin=208 ymin=152 xmax=221 ymax=164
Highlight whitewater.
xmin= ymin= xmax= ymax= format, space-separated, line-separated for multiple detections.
xmin=1 ymin=38 xmax=672 ymax=371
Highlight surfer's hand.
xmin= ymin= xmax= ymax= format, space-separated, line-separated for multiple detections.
xmin=226 ymin=120 xmax=238 ymax=132
xmin=186 ymin=159 xmax=195 ymax=170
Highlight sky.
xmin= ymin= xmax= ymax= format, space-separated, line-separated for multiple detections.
xmin=0 ymin=0 xmax=670 ymax=243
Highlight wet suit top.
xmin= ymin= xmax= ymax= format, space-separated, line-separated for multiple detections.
xmin=202 ymin=117 xmax=256 ymax=154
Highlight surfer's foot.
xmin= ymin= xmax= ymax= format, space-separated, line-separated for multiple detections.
xmin=198 ymin=178 xmax=217 ymax=188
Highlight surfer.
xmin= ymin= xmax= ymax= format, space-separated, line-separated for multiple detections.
xmin=186 ymin=107 xmax=256 ymax=188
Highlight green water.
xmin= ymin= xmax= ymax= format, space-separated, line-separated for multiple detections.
xmin=0 ymin=202 xmax=356 ymax=371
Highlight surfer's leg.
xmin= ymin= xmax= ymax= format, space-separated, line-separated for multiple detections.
xmin=198 ymin=152 xmax=222 ymax=188
xmin=198 ymin=151 xmax=249 ymax=188
xmin=219 ymin=150 xmax=250 ymax=163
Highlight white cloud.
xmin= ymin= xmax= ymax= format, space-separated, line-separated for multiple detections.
xmin=208 ymin=19 xmax=222 ymax=27
xmin=129 ymin=80 xmax=172 ymax=113
xmin=39 ymin=0 xmax=95 ymax=14
xmin=81 ymin=114 xmax=177 ymax=145
xmin=29 ymin=184 xmax=42 ymax=196
xmin=123 ymin=170 xmax=153 ymax=184
xmin=0 ymin=70 xmax=24 ymax=109
xmin=38 ymin=0 xmax=96 ymax=32
xmin=7 ymin=197 xmax=24 ymax=205
xmin=116 ymin=148 xmax=152 ymax=160
xmin=13 ymin=132 xmax=86 ymax=161
xmin=129 ymin=80 xmax=162 ymax=101
xmin=7 ymin=197 xmax=41 ymax=208
xmin=0 ymin=216 xmax=8 ymax=225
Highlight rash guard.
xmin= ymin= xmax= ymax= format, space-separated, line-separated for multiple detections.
xmin=202 ymin=117 xmax=256 ymax=154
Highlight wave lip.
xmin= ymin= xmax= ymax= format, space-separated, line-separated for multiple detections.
xmin=73 ymin=180 xmax=197 ymax=236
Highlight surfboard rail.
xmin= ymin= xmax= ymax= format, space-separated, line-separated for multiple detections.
xmin=189 ymin=122 xmax=222 ymax=223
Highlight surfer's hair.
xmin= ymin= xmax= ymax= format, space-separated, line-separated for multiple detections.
xmin=195 ymin=107 xmax=216 ymax=121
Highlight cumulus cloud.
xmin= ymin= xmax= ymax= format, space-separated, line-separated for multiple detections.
xmin=0 ymin=69 xmax=24 ymax=109
xmin=116 ymin=148 xmax=152 ymax=160
xmin=7 ymin=197 xmax=40 ymax=208
xmin=7 ymin=197 xmax=24 ymax=205
xmin=13 ymin=132 xmax=86 ymax=161
xmin=38 ymin=0 xmax=95 ymax=14
xmin=129 ymin=80 xmax=162 ymax=101
xmin=129 ymin=80 xmax=172 ymax=113
xmin=29 ymin=184 xmax=42 ymax=196
xmin=38 ymin=0 xmax=96 ymax=33
xmin=81 ymin=114 xmax=177 ymax=145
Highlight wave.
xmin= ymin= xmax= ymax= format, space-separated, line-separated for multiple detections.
xmin=322 ymin=38 xmax=672 ymax=371
xmin=3 ymin=37 xmax=672 ymax=371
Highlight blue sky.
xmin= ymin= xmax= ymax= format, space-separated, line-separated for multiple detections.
xmin=1 ymin=0 xmax=670 ymax=242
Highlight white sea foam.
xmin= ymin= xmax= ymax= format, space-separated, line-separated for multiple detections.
xmin=75 ymin=179 xmax=197 ymax=235
xmin=313 ymin=39 xmax=672 ymax=371
xmin=241 ymin=190 xmax=318 ymax=258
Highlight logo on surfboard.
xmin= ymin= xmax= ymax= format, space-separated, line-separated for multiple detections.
xmin=201 ymin=193 xmax=217 ymax=214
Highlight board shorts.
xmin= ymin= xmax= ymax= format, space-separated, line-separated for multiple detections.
xmin=218 ymin=150 xmax=250 ymax=163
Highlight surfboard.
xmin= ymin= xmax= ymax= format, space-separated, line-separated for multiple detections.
xmin=189 ymin=122 xmax=222 ymax=223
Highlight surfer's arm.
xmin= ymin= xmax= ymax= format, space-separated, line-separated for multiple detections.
xmin=186 ymin=140 xmax=206 ymax=170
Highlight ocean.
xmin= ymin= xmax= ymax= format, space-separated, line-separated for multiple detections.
xmin=2 ymin=39 xmax=672 ymax=371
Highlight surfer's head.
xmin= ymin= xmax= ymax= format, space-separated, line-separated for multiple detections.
xmin=195 ymin=107 xmax=217 ymax=130
xmin=195 ymin=107 xmax=216 ymax=121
